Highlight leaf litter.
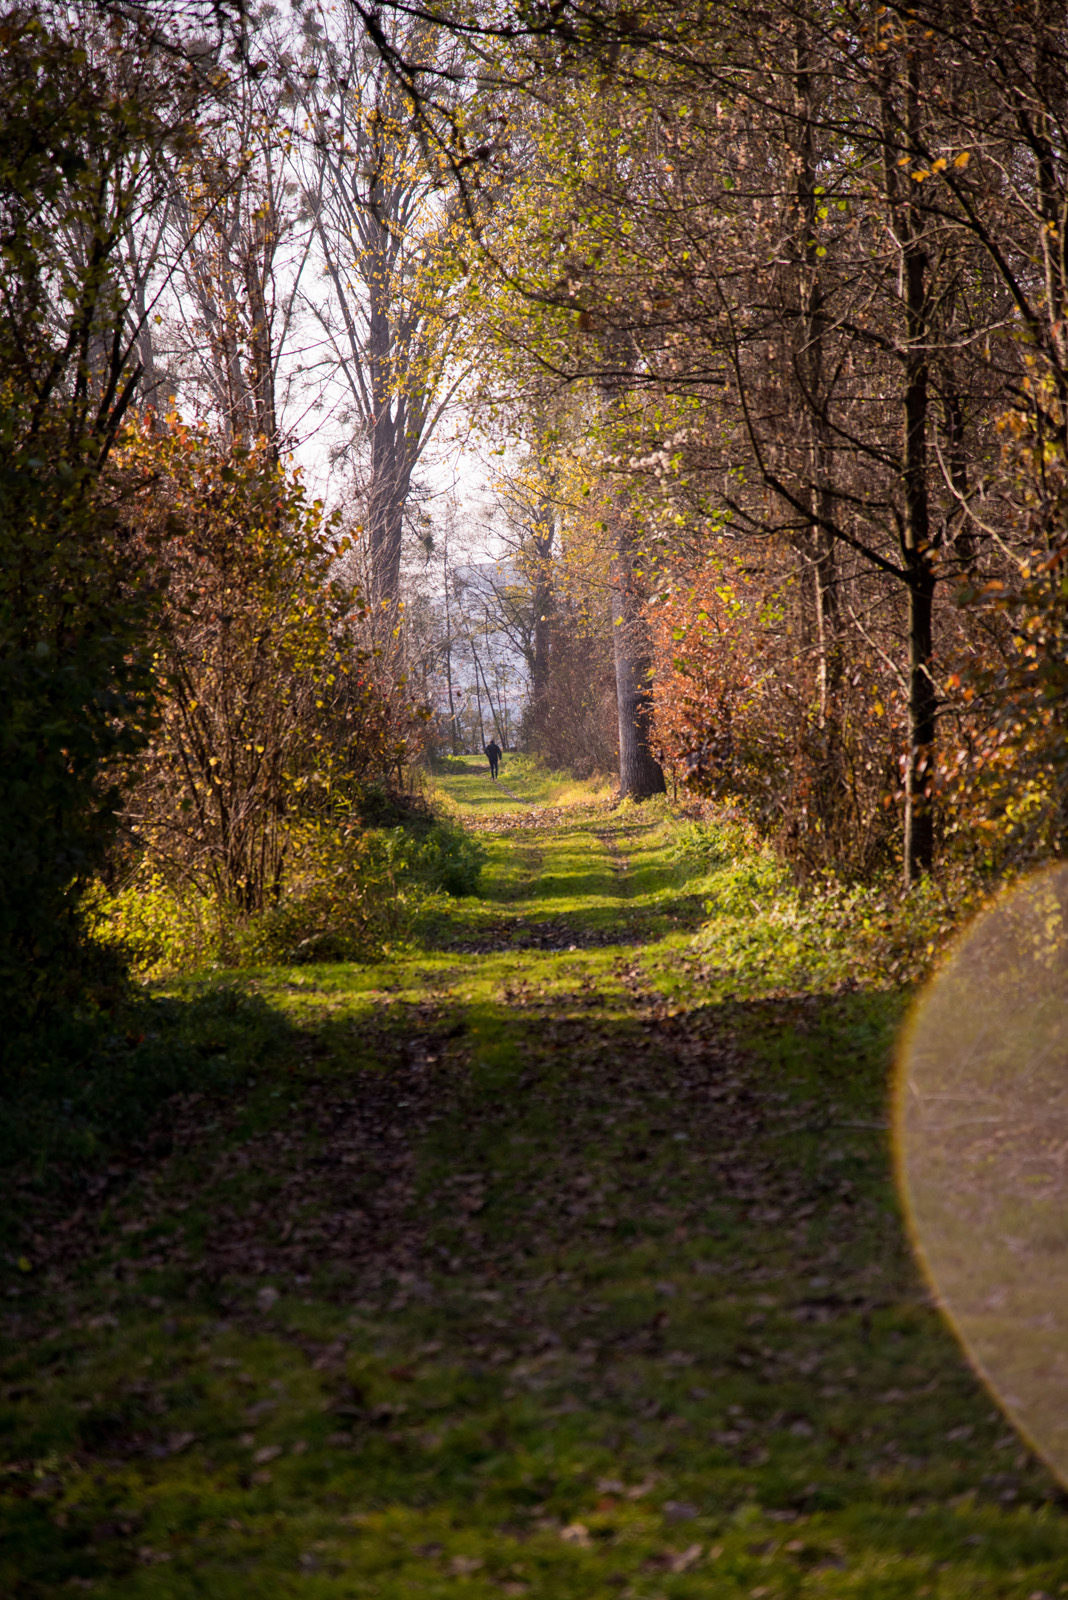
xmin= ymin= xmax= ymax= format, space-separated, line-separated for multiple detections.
xmin=1 ymin=780 xmax=1067 ymax=1596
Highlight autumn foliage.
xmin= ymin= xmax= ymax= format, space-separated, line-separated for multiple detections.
xmin=648 ymin=544 xmax=899 ymax=876
xmin=99 ymin=421 xmax=430 ymax=962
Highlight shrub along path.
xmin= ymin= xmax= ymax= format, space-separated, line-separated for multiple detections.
xmin=3 ymin=762 xmax=1067 ymax=1597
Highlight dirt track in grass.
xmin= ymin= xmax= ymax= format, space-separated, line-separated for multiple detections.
xmin=3 ymin=759 xmax=1067 ymax=1598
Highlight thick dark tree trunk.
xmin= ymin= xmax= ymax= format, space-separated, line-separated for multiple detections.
xmin=365 ymin=404 xmax=412 ymax=604
xmin=881 ymin=58 xmax=937 ymax=886
xmin=611 ymin=510 xmax=666 ymax=801
xmin=363 ymin=214 xmax=420 ymax=603
xmin=901 ymin=129 xmax=936 ymax=884
xmin=594 ymin=335 xmax=665 ymax=802
xmin=904 ymin=557 xmax=936 ymax=881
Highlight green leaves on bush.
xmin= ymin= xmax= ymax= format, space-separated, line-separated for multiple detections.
xmin=0 ymin=16 xmax=191 ymax=1029
xmin=92 ymin=807 xmax=485 ymax=977
xmin=403 ymin=818 xmax=486 ymax=898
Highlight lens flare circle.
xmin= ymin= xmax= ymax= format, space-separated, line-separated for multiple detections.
xmin=897 ymin=863 xmax=1068 ymax=1483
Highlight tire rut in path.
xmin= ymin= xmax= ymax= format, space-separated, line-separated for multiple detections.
xmin=8 ymin=805 xmax=767 ymax=1327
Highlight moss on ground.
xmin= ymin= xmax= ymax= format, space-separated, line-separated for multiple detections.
xmin=2 ymin=766 xmax=1065 ymax=1597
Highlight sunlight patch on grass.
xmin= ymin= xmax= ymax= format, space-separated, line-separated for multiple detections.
xmin=429 ymin=755 xmax=615 ymax=818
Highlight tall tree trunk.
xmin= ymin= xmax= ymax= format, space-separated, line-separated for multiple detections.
xmin=904 ymin=553 xmax=936 ymax=881
xmin=366 ymin=259 xmax=411 ymax=601
xmin=611 ymin=506 xmax=666 ymax=801
xmin=597 ymin=340 xmax=665 ymax=802
xmin=366 ymin=457 xmax=407 ymax=604
xmin=897 ymin=60 xmax=937 ymax=884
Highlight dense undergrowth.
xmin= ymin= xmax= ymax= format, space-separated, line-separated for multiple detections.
xmin=1 ymin=782 xmax=484 ymax=1221
xmin=670 ymin=816 xmax=989 ymax=994
xmin=90 ymin=783 xmax=486 ymax=981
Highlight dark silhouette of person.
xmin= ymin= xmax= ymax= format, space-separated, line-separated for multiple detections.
xmin=485 ymin=739 xmax=501 ymax=780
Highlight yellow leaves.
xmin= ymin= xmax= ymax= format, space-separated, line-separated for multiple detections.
xmin=902 ymin=153 xmax=964 ymax=182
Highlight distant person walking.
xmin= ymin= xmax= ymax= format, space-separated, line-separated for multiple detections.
xmin=485 ymin=739 xmax=502 ymax=780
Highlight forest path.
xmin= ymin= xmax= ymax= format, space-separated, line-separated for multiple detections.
xmin=2 ymin=768 xmax=1065 ymax=1596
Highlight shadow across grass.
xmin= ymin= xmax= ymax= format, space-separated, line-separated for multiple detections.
xmin=3 ymin=775 xmax=1064 ymax=1597
xmin=3 ymin=966 xmax=1067 ymax=1597
xmin=0 ymin=984 xmax=302 ymax=1255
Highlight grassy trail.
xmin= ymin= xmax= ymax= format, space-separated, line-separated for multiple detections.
xmin=3 ymin=759 xmax=1067 ymax=1597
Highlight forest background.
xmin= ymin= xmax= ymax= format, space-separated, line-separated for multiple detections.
xmin=4 ymin=0 xmax=1068 ymax=1046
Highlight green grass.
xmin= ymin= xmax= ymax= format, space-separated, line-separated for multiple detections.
xmin=2 ymin=771 xmax=1066 ymax=1597
xmin=429 ymin=752 xmax=616 ymax=818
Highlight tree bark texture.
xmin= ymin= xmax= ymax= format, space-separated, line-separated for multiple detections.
xmin=904 ymin=558 xmax=936 ymax=881
xmin=596 ymin=333 xmax=665 ymax=802
xmin=877 ymin=54 xmax=937 ymax=885
xmin=364 ymin=190 xmax=422 ymax=603
xmin=611 ymin=509 xmax=666 ymax=801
